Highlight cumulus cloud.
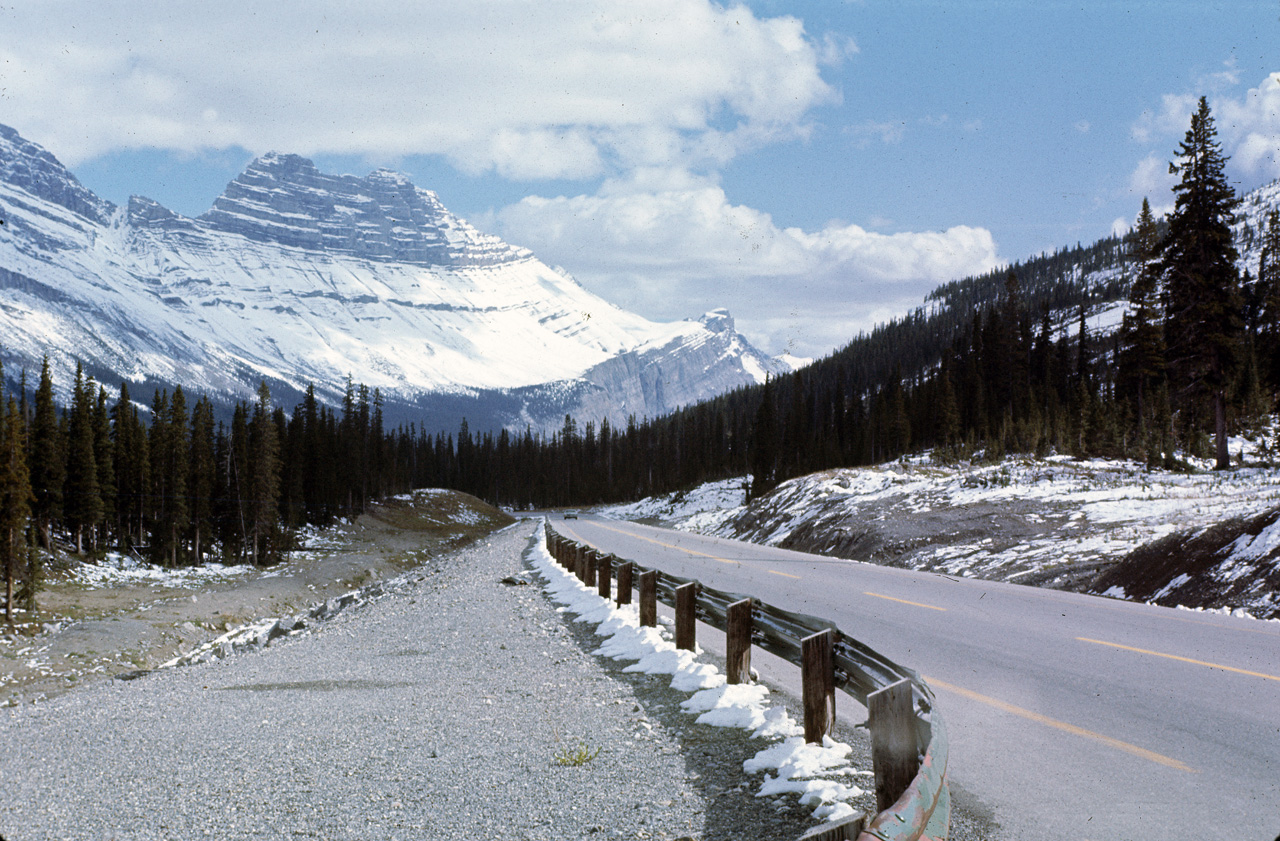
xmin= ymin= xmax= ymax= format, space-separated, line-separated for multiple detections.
xmin=1216 ymin=72 xmax=1280 ymax=178
xmin=492 ymin=177 xmax=999 ymax=355
xmin=1122 ymin=70 xmax=1280 ymax=229
xmin=0 ymin=0 xmax=836 ymax=175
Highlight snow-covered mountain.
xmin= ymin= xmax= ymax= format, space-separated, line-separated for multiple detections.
xmin=0 ymin=123 xmax=794 ymax=429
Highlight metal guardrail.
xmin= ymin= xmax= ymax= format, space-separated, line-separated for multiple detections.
xmin=543 ymin=525 xmax=949 ymax=841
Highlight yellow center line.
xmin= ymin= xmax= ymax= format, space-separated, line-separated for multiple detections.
xmin=580 ymin=519 xmax=803 ymax=579
xmin=865 ymin=591 xmax=947 ymax=611
xmin=1078 ymin=637 xmax=1280 ymax=682
xmin=586 ymin=520 xmax=740 ymax=564
xmin=925 ymin=676 xmax=1197 ymax=773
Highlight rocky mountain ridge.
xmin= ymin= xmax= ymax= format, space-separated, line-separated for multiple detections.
xmin=0 ymin=123 xmax=794 ymax=429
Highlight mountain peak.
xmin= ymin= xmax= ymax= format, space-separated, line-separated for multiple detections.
xmin=0 ymin=123 xmax=114 ymax=224
xmin=198 ymin=152 xmax=526 ymax=267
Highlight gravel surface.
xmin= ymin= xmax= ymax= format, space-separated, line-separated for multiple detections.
xmin=0 ymin=521 xmax=829 ymax=841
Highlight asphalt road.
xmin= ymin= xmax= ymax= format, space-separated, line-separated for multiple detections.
xmin=552 ymin=515 xmax=1280 ymax=841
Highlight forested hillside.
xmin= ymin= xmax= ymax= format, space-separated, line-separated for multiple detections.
xmin=3 ymin=100 xmax=1279 ymax=613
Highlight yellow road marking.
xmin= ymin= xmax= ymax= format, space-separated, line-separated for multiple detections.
xmin=586 ymin=520 xmax=739 ymax=564
xmin=1078 ymin=637 xmax=1280 ymax=682
xmin=925 ymin=676 xmax=1197 ymax=773
xmin=582 ymin=520 xmax=804 ymax=580
xmin=864 ymin=592 xmax=947 ymax=611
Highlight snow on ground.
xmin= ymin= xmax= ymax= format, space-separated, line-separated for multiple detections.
xmin=595 ymin=433 xmax=1280 ymax=618
xmin=73 ymin=553 xmax=258 ymax=588
xmin=525 ymin=528 xmax=870 ymax=823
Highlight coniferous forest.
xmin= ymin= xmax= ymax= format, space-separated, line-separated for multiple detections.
xmin=3 ymin=98 xmax=1280 ymax=618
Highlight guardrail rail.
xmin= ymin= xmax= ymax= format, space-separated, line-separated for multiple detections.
xmin=543 ymin=525 xmax=949 ymax=841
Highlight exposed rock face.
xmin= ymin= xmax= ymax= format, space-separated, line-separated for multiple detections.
xmin=0 ymin=123 xmax=794 ymax=430
xmin=0 ymin=124 xmax=113 ymax=225
xmin=199 ymin=153 xmax=526 ymax=267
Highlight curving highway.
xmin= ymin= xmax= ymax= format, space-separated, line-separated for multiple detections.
xmin=554 ymin=515 xmax=1280 ymax=841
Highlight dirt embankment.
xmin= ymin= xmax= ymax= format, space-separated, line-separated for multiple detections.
xmin=0 ymin=490 xmax=514 ymax=706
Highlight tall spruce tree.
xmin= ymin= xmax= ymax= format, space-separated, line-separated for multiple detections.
xmin=1118 ymin=198 xmax=1167 ymax=459
xmin=63 ymin=364 xmax=103 ymax=554
xmin=28 ymin=357 xmax=64 ymax=549
xmin=1257 ymin=210 xmax=1280 ymax=403
xmin=1158 ymin=96 xmax=1242 ymax=469
xmin=2 ymin=389 xmax=35 ymax=623
xmin=249 ymin=382 xmax=281 ymax=566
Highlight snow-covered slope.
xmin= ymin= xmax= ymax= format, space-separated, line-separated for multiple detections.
xmin=597 ymin=438 xmax=1280 ymax=620
xmin=0 ymin=123 xmax=793 ymax=427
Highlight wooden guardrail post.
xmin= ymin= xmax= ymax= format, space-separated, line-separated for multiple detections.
xmin=573 ymin=544 xmax=586 ymax=581
xmin=801 ymin=629 xmax=835 ymax=743
xmin=868 ymin=678 xmax=919 ymax=812
xmin=638 ymin=570 xmax=657 ymax=627
xmin=597 ymin=554 xmax=612 ymax=600
xmin=675 ymin=582 xmax=697 ymax=651
xmin=583 ymin=549 xmax=597 ymax=587
xmin=726 ymin=598 xmax=753 ymax=685
xmin=616 ymin=562 xmax=633 ymax=607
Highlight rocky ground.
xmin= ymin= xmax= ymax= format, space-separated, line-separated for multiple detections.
xmin=0 ymin=489 xmax=513 ymax=706
xmin=0 ymin=490 xmax=997 ymax=841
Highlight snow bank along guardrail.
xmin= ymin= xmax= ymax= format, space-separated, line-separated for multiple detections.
xmin=544 ymin=525 xmax=949 ymax=841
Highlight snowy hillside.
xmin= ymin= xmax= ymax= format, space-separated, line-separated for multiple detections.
xmin=0 ymin=123 xmax=793 ymax=429
xmin=597 ymin=439 xmax=1280 ymax=620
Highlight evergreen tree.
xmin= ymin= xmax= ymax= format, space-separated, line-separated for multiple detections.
xmin=28 ymin=357 xmax=64 ymax=550
xmin=92 ymin=385 xmax=116 ymax=550
xmin=1257 ymin=210 xmax=1280 ymax=402
xmin=2 ymin=393 xmax=35 ymax=624
xmin=1118 ymin=198 xmax=1167 ymax=458
xmin=63 ymin=363 xmax=103 ymax=554
xmin=249 ymin=382 xmax=281 ymax=566
xmin=1158 ymin=97 xmax=1242 ymax=469
xmin=189 ymin=396 xmax=216 ymax=564
xmin=749 ymin=378 xmax=779 ymax=500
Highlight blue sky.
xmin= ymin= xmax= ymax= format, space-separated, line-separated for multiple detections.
xmin=3 ymin=1 xmax=1278 ymax=358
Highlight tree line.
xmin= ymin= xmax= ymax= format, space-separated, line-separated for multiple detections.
xmin=3 ymin=99 xmax=1277 ymax=619
xmin=422 ymin=98 xmax=1280 ymax=505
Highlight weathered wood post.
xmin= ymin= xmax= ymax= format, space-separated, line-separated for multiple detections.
xmin=801 ymin=629 xmax=835 ymax=743
xmin=616 ymin=562 xmax=633 ymax=607
xmin=583 ymin=549 xmax=597 ymax=587
xmin=725 ymin=599 xmax=753 ymax=685
xmin=868 ymin=678 xmax=919 ymax=812
xmin=574 ymin=544 xmax=586 ymax=581
xmin=675 ymin=582 xmax=698 ymax=651
xmin=596 ymin=554 xmax=612 ymax=600
xmin=638 ymin=570 xmax=657 ymax=627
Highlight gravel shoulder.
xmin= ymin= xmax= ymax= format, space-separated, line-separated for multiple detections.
xmin=0 ymin=519 xmax=827 ymax=840
xmin=1 ymin=490 xmax=511 ymax=706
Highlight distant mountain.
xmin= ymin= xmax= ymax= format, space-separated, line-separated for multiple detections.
xmin=0 ymin=124 xmax=795 ymax=429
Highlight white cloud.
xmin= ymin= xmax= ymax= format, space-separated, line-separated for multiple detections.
xmin=1216 ymin=72 xmax=1280 ymax=179
xmin=492 ymin=177 xmax=999 ymax=356
xmin=1122 ymin=70 xmax=1280 ymax=230
xmin=1130 ymin=71 xmax=1280 ymax=179
xmin=0 ymin=0 xmax=836 ymax=176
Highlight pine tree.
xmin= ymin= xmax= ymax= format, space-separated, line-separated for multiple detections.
xmin=92 ymin=385 xmax=116 ymax=550
xmin=63 ymin=363 xmax=103 ymax=554
xmin=188 ymin=396 xmax=216 ymax=564
xmin=28 ymin=357 xmax=64 ymax=550
xmin=1118 ymin=198 xmax=1167 ymax=458
xmin=749 ymin=378 xmax=779 ymax=500
xmin=2 ymin=392 xmax=35 ymax=624
xmin=1257 ymin=210 xmax=1280 ymax=403
xmin=249 ymin=382 xmax=281 ymax=566
xmin=1158 ymin=97 xmax=1242 ymax=469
